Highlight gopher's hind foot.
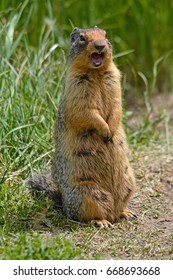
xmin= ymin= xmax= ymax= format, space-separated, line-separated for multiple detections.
xmin=93 ymin=219 xmax=113 ymax=228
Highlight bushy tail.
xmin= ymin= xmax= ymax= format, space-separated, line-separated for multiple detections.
xmin=27 ymin=172 xmax=62 ymax=207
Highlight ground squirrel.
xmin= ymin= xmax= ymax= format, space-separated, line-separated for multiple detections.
xmin=28 ymin=27 xmax=136 ymax=228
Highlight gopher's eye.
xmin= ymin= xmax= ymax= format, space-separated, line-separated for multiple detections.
xmin=80 ymin=34 xmax=85 ymax=41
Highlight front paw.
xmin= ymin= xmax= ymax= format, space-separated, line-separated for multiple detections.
xmin=99 ymin=126 xmax=111 ymax=142
xmin=105 ymin=128 xmax=116 ymax=142
xmin=103 ymin=135 xmax=113 ymax=143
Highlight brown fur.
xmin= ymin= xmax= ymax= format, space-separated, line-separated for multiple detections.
xmin=28 ymin=27 xmax=136 ymax=227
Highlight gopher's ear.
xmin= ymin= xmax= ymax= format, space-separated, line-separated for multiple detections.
xmin=72 ymin=27 xmax=79 ymax=32
xmin=70 ymin=29 xmax=80 ymax=44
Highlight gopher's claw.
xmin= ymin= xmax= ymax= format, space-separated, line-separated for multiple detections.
xmin=93 ymin=219 xmax=113 ymax=228
xmin=120 ymin=209 xmax=137 ymax=219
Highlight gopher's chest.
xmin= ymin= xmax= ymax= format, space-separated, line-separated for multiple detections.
xmin=82 ymin=79 xmax=114 ymax=118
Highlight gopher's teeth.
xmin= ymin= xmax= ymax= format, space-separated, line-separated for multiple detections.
xmin=95 ymin=61 xmax=101 ymax=65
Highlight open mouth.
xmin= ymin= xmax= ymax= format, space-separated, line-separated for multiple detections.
xmin=91 ymin=52 xmax=104 ymax=67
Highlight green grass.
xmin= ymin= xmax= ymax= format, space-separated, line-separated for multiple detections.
xmin=0 ymin=232 xmax=82 ymax=260
xmin=0 ymin=0 xmax=172 ymax=260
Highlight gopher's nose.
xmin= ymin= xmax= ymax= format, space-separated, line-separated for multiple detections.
xmin=94 ymin=41 xmax=106 ymax=52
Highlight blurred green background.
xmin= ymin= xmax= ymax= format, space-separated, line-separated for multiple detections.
xmin=0 ymin=0 xmax=173 ymax=94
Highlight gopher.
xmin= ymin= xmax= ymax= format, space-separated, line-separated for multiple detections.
xmin=28 ymin=27 xmax=136 ymax=228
